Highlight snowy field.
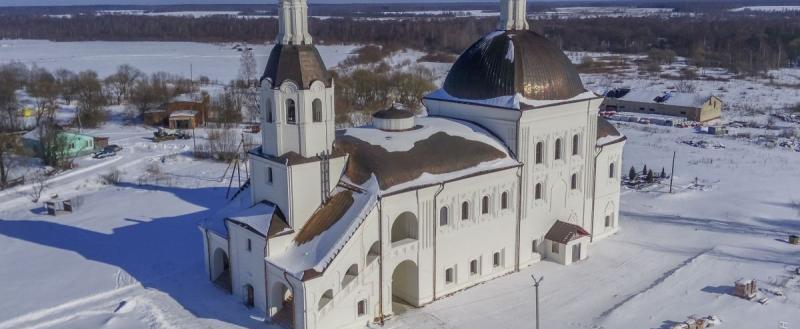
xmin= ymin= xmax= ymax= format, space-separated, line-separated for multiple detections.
xmin=1 ymin=44 xmax=800 ymax=329
xmin=730 ymin=6 xmax=800 ymax=12
xmin=0 ymin=40 xmax=357 ymax=81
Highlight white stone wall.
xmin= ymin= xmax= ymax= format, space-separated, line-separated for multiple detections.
xmin=590 ymin=141 xmax=625 ymax=240
xmin=302 ymin=207 xmax=381 ymax=329
xmin=227 ymin=223 xmax=268 ymax=313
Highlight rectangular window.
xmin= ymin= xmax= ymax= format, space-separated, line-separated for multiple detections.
xmin=445 ymin=268 xmax=454 ymax=284
xmin=493 ymin=252 xmax=501 ymax=267
xmin=532 ymin=239 xmax=538 ymax=253
xmin=357 ymin=300 xmax=367 ymax=317
xmin=247 ymin=239 xmax=252 ymax=252
xmin=267 ymin=167 xmax=273 ymax=184
xmin=551 ymin=242 xmax=559 ymax=254
xmin=605 ymin=215 xmax=612 ymax=227
xmin=470 ymin=259 xmax=479 ymax=275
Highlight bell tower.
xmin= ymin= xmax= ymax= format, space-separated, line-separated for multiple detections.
xmin=499 ymin=0 xmax=529 ymax=31
xmin=260 ymin=0 xmax=335 ymax=159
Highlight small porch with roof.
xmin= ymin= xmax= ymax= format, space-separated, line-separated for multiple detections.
xmin=544 ymin=220 xmax=591 ymax=266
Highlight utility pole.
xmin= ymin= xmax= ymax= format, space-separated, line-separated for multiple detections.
xmin=532 ymin=274 xmax=544 ymax=329
xmin=669 ymin=151 xmax=676 ymax=193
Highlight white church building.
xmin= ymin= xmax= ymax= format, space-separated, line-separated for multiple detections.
xmin=199 ymin=0 xmax=626 ymax=328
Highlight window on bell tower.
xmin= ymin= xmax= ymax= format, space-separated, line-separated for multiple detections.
xmin=312 ymin=99 xmax=322 ymax=122
xmin=286 ymin=99 xmax=296 ymax=124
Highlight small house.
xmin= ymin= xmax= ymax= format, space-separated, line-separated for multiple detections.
xmin=544 ymin=220 xmax=591 ymax=265
xmin=143 ymin=92 xmax=209 ymax=128
xmin=603 ymin=89 xmax=722 ymax=122
xmin=22 ymin=127 xmax=96 ymax=158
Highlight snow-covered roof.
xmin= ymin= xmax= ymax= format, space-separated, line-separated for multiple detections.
xmin=596 ymin=117 xmax=626 ymax=146
xmin=269 ymin=184 xmax=379 ymax=280
xmin=226 ymin=202 xmax=291 ymax=238
xmin=337 ymin=116 xmax=521 ymax=193
xmin=545 ymin=220 xmax=590 ymax=244
xmin=616 ymin=90 xmax=713 ymax=108
xmin=425 ymin=88 xmax=599 ymax=111
xmin=171 ymin=93 xmax=202 ymax=103
xmin=169 ymin=110 xmax=198 ymax=118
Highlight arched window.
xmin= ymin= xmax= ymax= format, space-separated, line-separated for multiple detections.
xmin=439 ymin=206 xmax=449 ymax=226
xmin=501 ymin=192 xmax=508 ymax=209
xmin=571 ymin=174 xmax=578 ymax=190
xmin=535 ymin=183 xmax=542 ymax=200
xmin=312 ymin=99 xmax=323 ymax=122
xmin=481 ymin=196 xmax=490 ymax=215
xmin=572 ymin=134 xmax=579 ymax=155
xmin=367 ymin=241 xmax=380 ymax=265
xmin=286 ymin=99 xmax=296 ymax=124
xmin=535 ymin=142 xmax=543 ymax=164
xmin=609 ymin=163 xmax=615 ymax=178
xmin=267 ymin=167 xmax=273 ymax=184
xmin=461 ymin=201 xmax=470 ymax=220
xmin=342 ymin=264 xmax=358 ymax=288
xmin=266 ymin=101 xmax=273 ymax=123
xmin=554 ymin=139 xmax=562 ymax=160
xmin=318 ymin=289 xmax=333 ymax=310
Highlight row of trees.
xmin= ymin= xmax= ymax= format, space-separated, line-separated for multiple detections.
xmin=1 ymin=12 xmax=799 ymax=73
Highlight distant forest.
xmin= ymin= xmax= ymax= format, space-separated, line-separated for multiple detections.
xmin=0 ymin=2 xmax=799 ymax=74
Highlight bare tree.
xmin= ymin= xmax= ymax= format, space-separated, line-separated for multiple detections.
xmin=674 ymin=81 xmax=697 ymax=93
xmin=105 ymin=64 xmax=143 ymax=105
xmin=55 ymin=68 xmax=80 ymax=105
xmin=29 ymin=168 xmax=47 ymax=203
xmin=0 ymin=63 xmax=27 ymax=130
xmin=75 ymin=70 xmax=108 ymax=128
xmin=0 ymin=132 xmax=23 ymax=188
xmin=239 ymin=47 xmax=258 ymax=87
xmin=28 ymin=67 xmax=60 ymax=129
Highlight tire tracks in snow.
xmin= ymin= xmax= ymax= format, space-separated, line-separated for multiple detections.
xmin=596 ymin=248 xmax=713 ymax=320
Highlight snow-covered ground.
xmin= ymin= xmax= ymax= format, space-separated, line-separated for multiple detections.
xmin=730 ymin=6 xmax=800 ymax=12
xmin=0 ymin=40 xmax=357 ymax=81
xmin=1 ymin=44 xmax=799 ymax=329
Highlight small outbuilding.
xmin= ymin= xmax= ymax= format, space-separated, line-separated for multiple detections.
xmin=169 ymin=110 xmax=200 ymax=129
xmin=603 ymin=89 xmax=722 ymax=122
xmin=544 ymin=220 xmax=591 ymax=265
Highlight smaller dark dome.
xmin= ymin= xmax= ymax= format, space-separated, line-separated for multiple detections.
xmin=373 ymin=104 xmax=414 ymax=119
xmin=443 ymin=30 xmax=585 ymax=101
xmin=261 ymin=44 xmax=332 ymax=89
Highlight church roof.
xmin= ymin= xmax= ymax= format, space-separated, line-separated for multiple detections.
xmin=442 ymin=29 xmax=586 ymax=102
xmin=225 ymin=201 xmax=292 ymax=238
xmin=261 ymin=44 xmax=332 ymax=89
xmin=545 ymin=220 xmax=590 ymax=244
xmin=596 ymin=117 xmax=627 ymax=146
xmin=336 ymin=117 xmax=521 ymax=193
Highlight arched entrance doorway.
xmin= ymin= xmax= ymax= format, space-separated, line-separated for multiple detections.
xmin=391 ymin=260 xmax=419 ymax=315
xmin=243 ymin=284 xmax=255 ymax=308
xmin=270 ymin=283 xmax=294 ymax=328
xmin=211 ymin=248 xmax=231 ymax=292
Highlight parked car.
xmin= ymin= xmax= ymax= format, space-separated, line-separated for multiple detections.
xmin=92 ymin=149 xmax=116 ymax=159
xmin=105 ymin=144 xmax=123 ymax=152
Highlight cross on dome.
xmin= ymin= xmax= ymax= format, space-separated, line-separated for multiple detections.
xmin=498 ymin=0 xmax=529 ymax=31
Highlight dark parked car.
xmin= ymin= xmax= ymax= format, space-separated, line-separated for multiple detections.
xmin=92 ymin=149 xmax=116 ymax=159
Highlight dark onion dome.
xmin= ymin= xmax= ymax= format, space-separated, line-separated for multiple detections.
xmin=261 ymin=44 xmax=332 ymax=89
xmin=372 ymin=104 xmax=414 ymax=119
xmin=443 ymin=30 xmax=586 ymax=101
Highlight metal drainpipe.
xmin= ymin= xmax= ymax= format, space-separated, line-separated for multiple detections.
xmin=432 ymin=183 xmax=445 ymax=300
xmin=377 ymin=198 xmax=384 ymax=324
xmin=590 ymin=145 xmax=605 ymax=243
xmin=514 ymin=166 xmax=523 ymax=271
xmin=263 ymin=237 xmax=269 ymax=323
xmin=203 ymin=227 xmax=213 ymax=281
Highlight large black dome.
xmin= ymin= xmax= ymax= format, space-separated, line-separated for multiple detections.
xmin=443 ymin=30 xmax=585 ymax=101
